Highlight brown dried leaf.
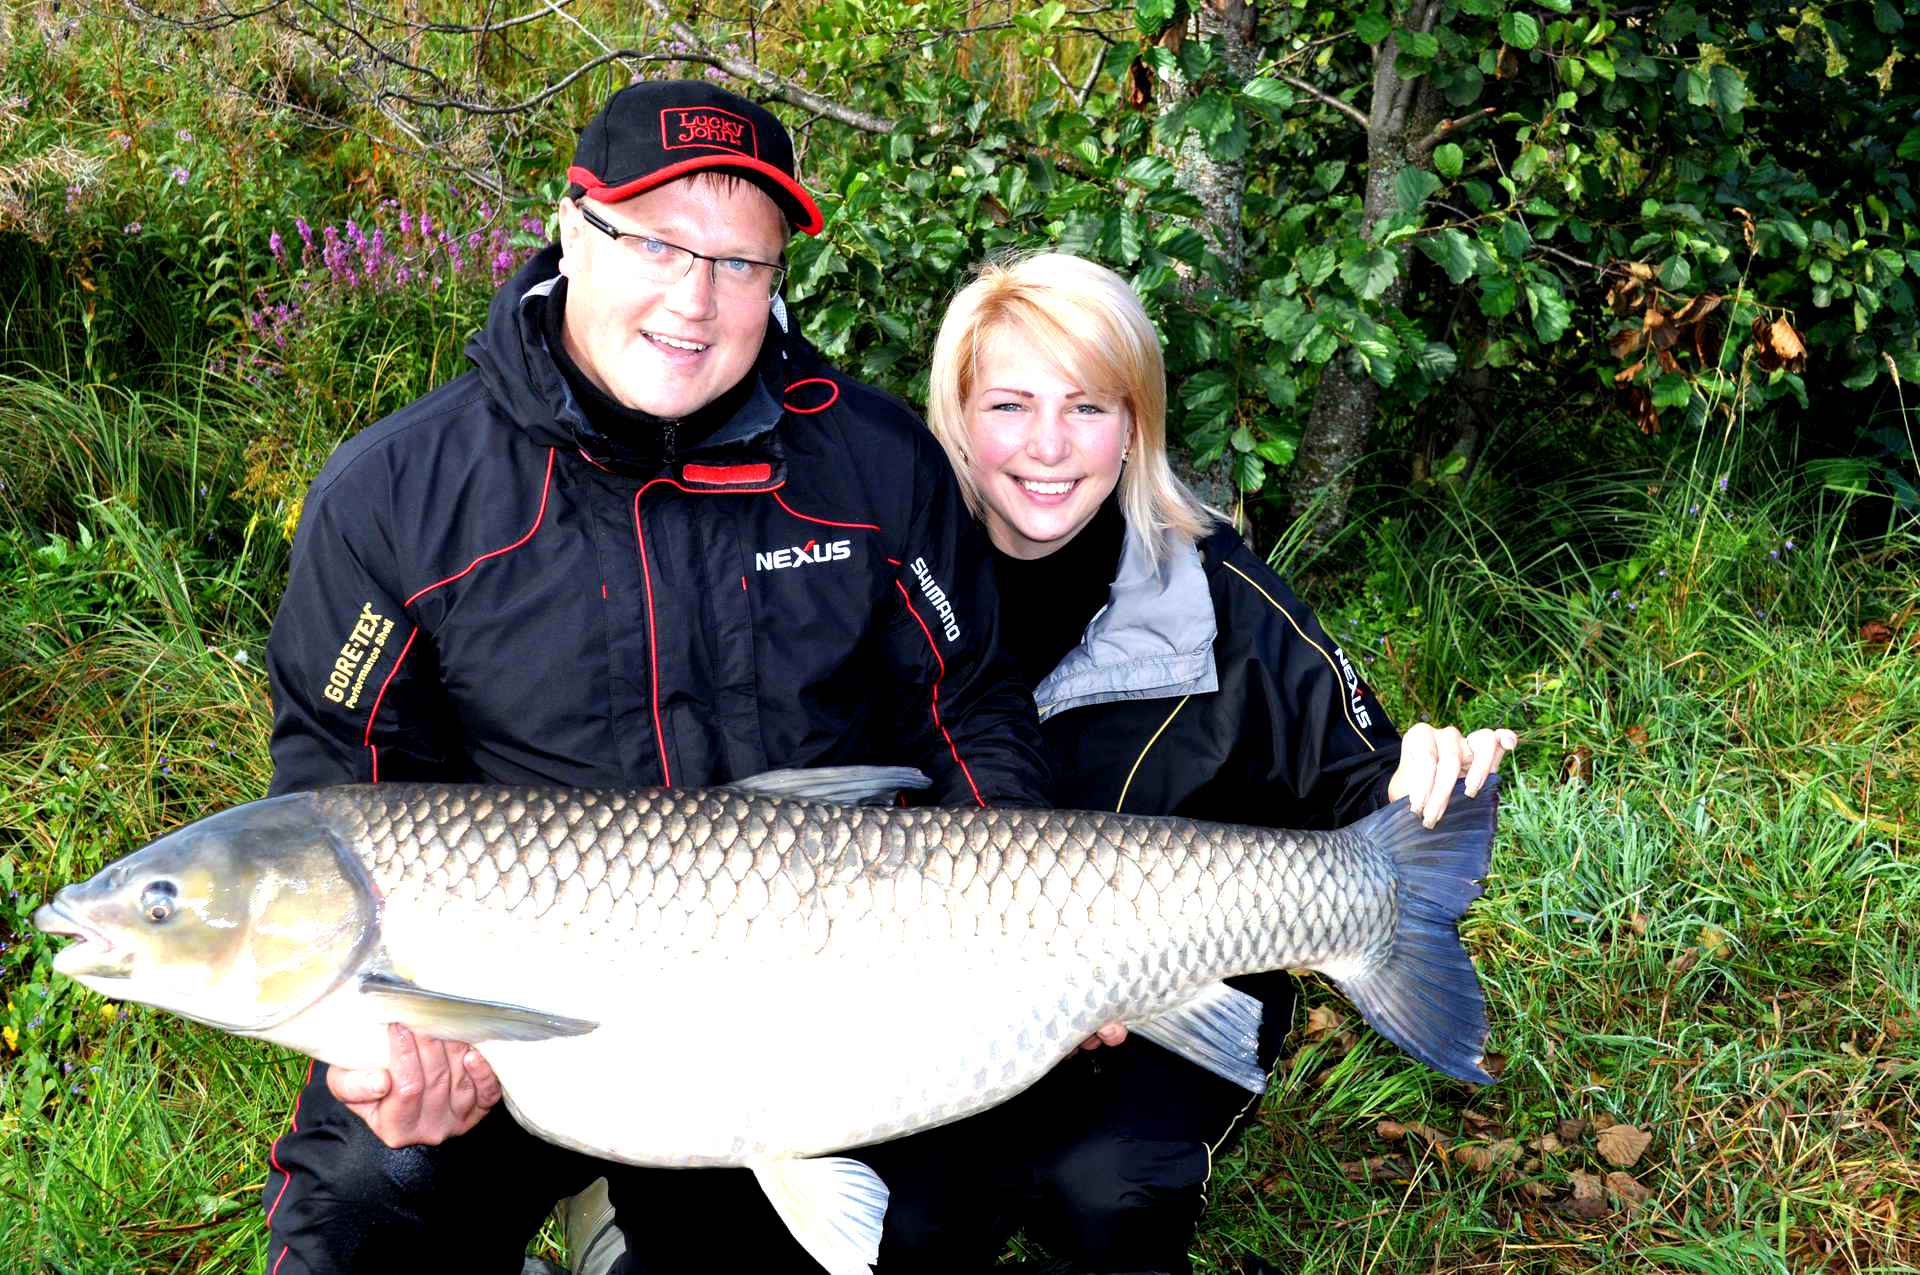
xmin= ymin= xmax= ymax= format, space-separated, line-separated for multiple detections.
xmin=1304 ymin=1005 xmax=1345 ymax=1039
xmin=1698 ymin=926 xmax=1730 ymax=958
xmin=1127 ymin=59 xmax=1155 ymax=111
xmin=1861 ymin=620 xmax=1895 ymax=648
xmin=1452 ymin=1138 xmax=1522 ymax=1174
xmin=1590 ymin=1112 xmax=1617 ymax=1133
xmin=1531 ymin=1132 xmax=1565 ymax=1154
xmin=1340 ymin=1153 xmax=1413 ymax=1181
xmin=1625 ymin=386 xmax=1661 ymax=435
xmin=1751 ymin=315 xmax=1809 ymax=373
xmin=1609 ymin=324 xmax=1646 ymax=360
xmin=1556 ymin=1118 xmax=1590 ymax=1143
xmin=1378 ymin=1119 xmax=1448 ymax=1151
xmin=1564 ymin=1169 xmax=1610 ymax=1218
xmin=1671 ymin=292 xmax=1724 ymax=326
xmin=1613 ymin=358 xmax=1645 ymax=385
xmin=1562 ymin=746 xmax=1593 ymax=784
xmin=1461 ymin=1109 xmax=1500 ymax=1133
xmin=1672 ymin=947 xmax=1699 ymax=975
xmin=1597 ymin=1123 xmax=1652 ymax=1167
xmin=1646 ymin=305 xmax=1677 ymax=349
xmin=1627 ymin=911 xmax=1649 ymax=936
xmin=1625 ymin=724 xmax=1649 ymax=748
xmin=1605 ymin=1170 xmax=1653 ymax=1208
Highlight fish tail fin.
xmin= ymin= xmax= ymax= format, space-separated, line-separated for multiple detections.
xmin=1331 ymin=776 xmax=1498 ymax=1085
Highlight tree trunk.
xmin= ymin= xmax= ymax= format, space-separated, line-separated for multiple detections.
xmin=1286 ymin=2 xmax=1444 ymax=559
xmin=1155 ymin=0 xmax=1260 ymax=515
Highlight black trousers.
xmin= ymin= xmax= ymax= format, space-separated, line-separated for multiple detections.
xmin=262 ymin=974 xmax=1293 ymax=1275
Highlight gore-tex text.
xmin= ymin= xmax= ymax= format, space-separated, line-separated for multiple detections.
xmin=321 ymin=602 xmax=396 ymax=709
xmin=909 ymin=557 xmax=962 ymax=643
xmin=756 ymin=539 xmax=851 ymax=571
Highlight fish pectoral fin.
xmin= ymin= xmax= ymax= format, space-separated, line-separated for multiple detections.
xmin=726 ymin=765 xmax=931 ymax=806
xmin=358 ymin=973 xmax=598 ymax=1043
xmin=751 ymin=1156 xmax=888 ymax=1275
xmin=1130 ymin=981 xmax=1268 ymax=1094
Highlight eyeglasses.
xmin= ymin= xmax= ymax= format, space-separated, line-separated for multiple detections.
xmin=579 ymin=206 xmax=787 ymax=300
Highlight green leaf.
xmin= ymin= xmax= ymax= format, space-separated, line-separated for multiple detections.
xmin=1584 ymin=51 xmax=1616 ymax=82
xmin=1121 ymin=156 xmax=1176 ymax=187
xmin=1500 ymin=219 xmax=1533 ymax=260
xmin=1526 ymin=276 xmax=1572 ymax=342
xmin=1659 ymin=253 xmax=1691 ymax=290
xmin=1254 ymin=434 xmax=1298 ymax=466
xmin=1296 ymin=244 xmax=1338 ymax=287
xmin=1678 ymin=66 xmax=1711 ymax=107
xmin=1808 ymin=258 xmax=1833 ymax=284
xmin=1314 ymin=160 xmax=1348 ymax=193
xmin=1396 ymin=28 xmax=1439 ymax=59
xmin=1395 ymin=166 xmax=1442 ymax=213
xmin=1537 ymin=0 xmax=1571 ymax=11
xmin=1433 ymin=143 xmax=1464 ymax=180
xmin=1458 ymin=0 xmax=1501 ymax=15
xmin=1499 ymin=11 xmax=1540 ymax=49
xmin=1341 ymin=247 xmax=1400 ymax=301
xmin=1355 ymin=10 xmax=1391 ymax=43
xmin=1897 ymin=128 xmax=1920 ymax=163
xmin=1414 ymin=341 xmax=1459 ymax=377
xmin=1651 ymin=373 xmax=1692 ymax=409
xmin=1479 ymin=274 xmax=1517 ymax=318
xmin=1295 ymin=322 xmax=1340 ymax=364
xmin=1243 ymin=77 xmax=1295 ymax=107
xmin=1135 ymin=0 xmax=1176 ymax=35
xmin=1418 ymin=228 xmax=1478 ymax=284
xmin=1709 ymin=64 xmax=1747 ymax=116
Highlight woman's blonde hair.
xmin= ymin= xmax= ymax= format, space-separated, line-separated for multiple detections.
xmin=926 ymin=251 xmax=1213 ymax=563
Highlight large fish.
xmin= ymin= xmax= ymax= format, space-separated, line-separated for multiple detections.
xmin=34 ymin=766 xmax=1497 ymax=1273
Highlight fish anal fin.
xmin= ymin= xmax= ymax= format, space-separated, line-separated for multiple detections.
xmin=752 ymin=1156 xmax=888 ymax=1275
xmin=359 ymin=972 xmax=597 ymax=1043
xmin=727 ymin=766 xmax=931 ymax=806
xmin=1130 ymin=981 xmax=1267 ymax=1093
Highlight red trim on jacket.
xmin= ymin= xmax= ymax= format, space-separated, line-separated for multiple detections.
xmin=630 ymin=474 xmax=787 ymax=786
xmin=362 ymin=448 xmax=556 ymax=782
xmin=684 ymin=462 xmax=774 ymax=486
xmin=772 ymin=491 xmax=882 ymax=533
xmin=782 ymin=377 xmax=840 ymax=414
xmin=893 ymin=580 xmax=987 ymax=808
xmin=265 ymin=1058 xmax=315 ymax=1273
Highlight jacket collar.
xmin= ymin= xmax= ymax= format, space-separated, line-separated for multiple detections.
xmin=1032 ymin=523 xmax=1218 ymax=721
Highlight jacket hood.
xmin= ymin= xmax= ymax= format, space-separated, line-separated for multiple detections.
xmin=1032 ymin=522 xmax=1219 ymax=721
xmin=465 ymin=243 xmax=786 ymax=460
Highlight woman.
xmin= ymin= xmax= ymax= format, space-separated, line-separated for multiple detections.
xmin=915 ymin=251 xmax=1517 ymax=1273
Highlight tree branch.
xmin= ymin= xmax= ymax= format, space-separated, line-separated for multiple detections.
xmin=637 ymin=0 xmax=894 ymax=133
xmin=1410 ymin=106 xmax=1496 ymax=160
xmin=1277 ymin=74 xmax=1368 ymax=128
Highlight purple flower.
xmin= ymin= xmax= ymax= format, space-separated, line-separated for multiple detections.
xmin=1784 ymin=540 xmax=1795 ymax=551
xmin=296 ymin=217 xmax=314 ymax=249
xmin=1769 ymin=549 xmax=1779 ymax=559
xmin=1718 ymin=476 xmax=1729 ymax=491
xmin=176 ymin=128 xmax=193 ymax=143
xmin=399 ymin=209 xmax=414 ymax=238
xmin=269 ymin=230 xmax=285 ymax=263
xmin=1688 ymin=504 xmax=1700 ymax=515
xmin=170 ymin=165 xmax=189 ymax=186
xmin=1657 ymin=568 xmax=1668 ymax=577
xmin=123 ymin=221 xmax=142 ymax=235
xmin=1627 ymin=602 xmax=1637 ymax=611
xmin=1609 ymin=589 xmax=1620 ymax=600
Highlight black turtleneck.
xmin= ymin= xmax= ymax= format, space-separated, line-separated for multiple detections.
xmin=989 ymin=490 xmax=1127 ymax=692
xmin=541 ymin=279 xmax=759 ymax=468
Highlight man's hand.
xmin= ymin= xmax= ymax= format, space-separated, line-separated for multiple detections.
xmin=1386 ymin=723 xmax=1518 ymax=828
xmin=326 ymin=1024 xmax=503 ymax=1149
xmin=1078 ymin=1021 xmax=1127 ymax=1051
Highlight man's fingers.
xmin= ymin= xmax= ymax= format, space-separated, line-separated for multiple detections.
xmin=1493 ymin=728 xmax=1518 ymax=767
xmin=326 ymin=1065 xmax=392 ymax=1106
xmin=1422 ymin=727 xmax=1464 ymax=827
xmin=445 ymin=1040 xmax=477 ymax=1121
xmin=1097 ymin=1022 xmax=1127 ymax=1046
xmin=464 ymin=1050 xmax=503 ymax=1109
xmin=384 ymin=1024 xmax=427 ymax=1129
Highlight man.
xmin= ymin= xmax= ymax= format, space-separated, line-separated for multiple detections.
xmin=261 ymin=79 xmax=1050 ymax=1272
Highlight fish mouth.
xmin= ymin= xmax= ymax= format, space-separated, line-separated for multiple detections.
xmin=33 ymin=899 xmax=130 ymax=978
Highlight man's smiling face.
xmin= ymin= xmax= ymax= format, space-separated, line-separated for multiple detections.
xmin=556 ymin=174 xmax=787 ymax=419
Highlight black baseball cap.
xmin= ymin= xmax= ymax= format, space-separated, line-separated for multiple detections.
xmin=566 ymin=80 xmax=824 ymax=236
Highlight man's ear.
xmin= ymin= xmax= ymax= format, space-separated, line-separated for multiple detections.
xmin=555 ymin=197 xmax=581 ymax=277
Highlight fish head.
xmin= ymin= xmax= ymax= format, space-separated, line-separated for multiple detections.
xmin=32 ymin=794 xmax=376 ymax=1032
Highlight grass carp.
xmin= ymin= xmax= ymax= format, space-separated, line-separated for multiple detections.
xmin=34 ymin=765 xmax=1498 ymax=1273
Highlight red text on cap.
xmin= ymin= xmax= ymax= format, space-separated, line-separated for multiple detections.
xmin=660 ymin=107 xmax=758 ymax=157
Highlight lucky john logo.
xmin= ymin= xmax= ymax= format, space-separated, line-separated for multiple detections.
xmin=660 ymin=107 xmax=757 ymax=157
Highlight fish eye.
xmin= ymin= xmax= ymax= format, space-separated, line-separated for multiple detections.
xmin=141 ymin=881 xmax=177 ymax=924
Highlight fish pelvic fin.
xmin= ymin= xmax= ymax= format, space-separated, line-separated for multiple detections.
xmin=752 ymin=1156 xmax=888 ymax=1275
xmin=726 ymin=765 xmax=932 ymax=806
xmin=1334 ymin=775 xmax=1498 ymax=1085
xmin=358 ymin=973 xmax=598 ymax=1042
xmin=1130 ymin=980 xmax=1267 ymax=1093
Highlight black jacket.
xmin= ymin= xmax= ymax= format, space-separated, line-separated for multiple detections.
xmin=266 ymin=247 xmax=1050 ymax=807
xmin=1033 ymin=523 xmax=1400 ymax=829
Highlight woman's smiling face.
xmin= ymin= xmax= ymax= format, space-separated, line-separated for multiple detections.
xmin=964 ymin=336 xmax=1131 ymax=560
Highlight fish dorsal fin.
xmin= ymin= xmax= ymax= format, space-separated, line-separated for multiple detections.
xmin=726 ymin=766 xmax=931 ymax=806
xmin=752 ymin=1157 xmax=888 ymax=1275
xmin=359 ymin=972 xmax=598 ymax=1042
xmin=1129 ymin=980 xmax=1268 ymax=1093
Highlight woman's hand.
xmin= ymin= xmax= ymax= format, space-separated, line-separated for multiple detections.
xmin=326 ymin=1024 xmax=504 ymax=1149
xmin=1386 ymin=723 xmax=1518 ymax=828
xmin=1079 ymin=1022 xmax=1128 ymax=1051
